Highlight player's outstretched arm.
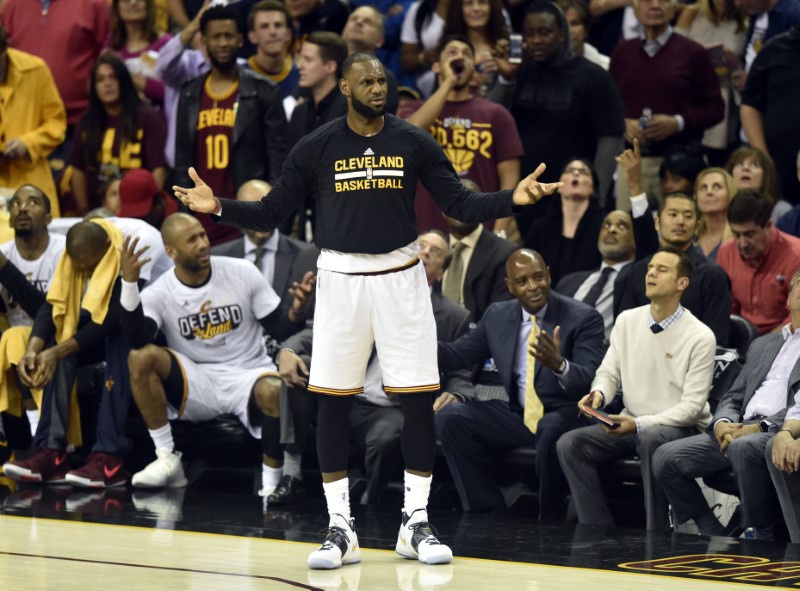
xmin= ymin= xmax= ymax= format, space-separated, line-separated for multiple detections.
xmin=173 ymin=167 xmax=218 ymax=213
xmin=512 ymin=163 xmax=564 ymax=206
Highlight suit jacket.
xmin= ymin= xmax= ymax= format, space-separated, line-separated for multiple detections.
xmin=710 ymin=331 xmax=800 ymax=430
xmin=174 ymin=66 xmax=287 ymax=189
xmin=210 ymin=233 xmax=308 ymax=307
xmin=619 ymin=246 xmax=731 ymax=345
xmin=458 ymin=228 xmax=518 ymax=323
xmin=282 ymin=290 xmax=475 ymax=397
xmin=438 ymin=291 xmax=606 ymax=410
xmin=556 ymin=263 xmax=634 ymax=320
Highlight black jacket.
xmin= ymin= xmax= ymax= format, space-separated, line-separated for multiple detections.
xmin=174 ymin=66 xmax=287 ymax=189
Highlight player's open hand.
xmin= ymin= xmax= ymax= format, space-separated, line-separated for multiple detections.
xmin=173 ymin=167 xmax=217 ymax=213
xmin=513 ymin=163 xmax=563 ymax=206
xmin=120 ymin=235 xmax=152 ymax=283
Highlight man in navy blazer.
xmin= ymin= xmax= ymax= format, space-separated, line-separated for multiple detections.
xmin=436 ymin=249 xmax=606 ymax=517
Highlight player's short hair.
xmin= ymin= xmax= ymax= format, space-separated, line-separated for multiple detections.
xmin=342 ymin=51 xmax=382 ymax=79
xmin=11 ymin=185 xmax=51 ymax=214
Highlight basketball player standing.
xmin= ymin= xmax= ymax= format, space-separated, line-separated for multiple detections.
xmin=174 ymin=52 xmax=561 ymax=570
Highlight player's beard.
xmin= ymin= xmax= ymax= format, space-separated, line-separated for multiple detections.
xmin=351 ymin=92 xmax=386 ymax=120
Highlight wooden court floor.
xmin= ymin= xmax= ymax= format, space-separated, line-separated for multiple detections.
xmin=1 ymin=478 xmax=798 ymax=590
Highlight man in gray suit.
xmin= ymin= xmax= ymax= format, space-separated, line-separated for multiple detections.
xmin=653 ymin=268 xmax=800 ymax=541
xmin=211 ymin=180 xmax=312 ymax=307
xmin=767 ymin=401 xmax=800 ymax=543
xmin=274 ymin=230 xmax=474 ymax=504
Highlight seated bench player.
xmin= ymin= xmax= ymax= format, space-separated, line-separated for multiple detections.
xmin=119 ymin=214 xmax=314 ymax=494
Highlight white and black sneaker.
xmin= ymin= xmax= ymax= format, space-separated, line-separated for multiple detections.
xmin=396 ymin=509 xmax=453 ymax=565
xmin=307 ymin=514 xmax=361 ymax=570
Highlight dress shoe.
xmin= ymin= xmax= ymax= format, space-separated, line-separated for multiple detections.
xmin=267 ymin=474 xmax=303 ymax=505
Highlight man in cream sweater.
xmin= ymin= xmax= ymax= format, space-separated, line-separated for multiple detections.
xmin=556 ymin=246 xmax=716 ymax=530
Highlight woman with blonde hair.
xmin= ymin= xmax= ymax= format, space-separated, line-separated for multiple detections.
xmin=677 ymin=0 xmax=747 ymax=165
xmin=694 ymin=167 xmax=736 ymax=260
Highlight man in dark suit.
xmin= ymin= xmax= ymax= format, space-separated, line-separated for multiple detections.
xmin=653 ymin=269 xmax=800 ymax=540
xmin=617 ymin=192 xmax=732 ymax=345
xmin=272 ymin=230 xmax=474 ymax=505
xmin=557 ymin=210 xmax=636 ymax=343
xmin=441 ymin=210 xmax=518 ymax=324
xmin=211 ymin=180 xmax=313 ymax=308
xmin=436 ymin=249 xmax=605 ymax=518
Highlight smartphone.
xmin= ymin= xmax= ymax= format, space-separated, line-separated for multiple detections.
xmin=578 ymin=403 xmax=621 ymax=429
xmin=508 ymin=34 xmax=523 ymax=64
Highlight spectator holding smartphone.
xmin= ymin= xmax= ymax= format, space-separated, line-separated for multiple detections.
xmin=557 ymin=246 xmax=716 ymax=530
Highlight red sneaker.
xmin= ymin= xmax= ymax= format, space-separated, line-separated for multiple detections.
xmin=2 ymin=448 xmax=69 ymax=484
xmin=65 ymin=452 xmax=128 ymax=488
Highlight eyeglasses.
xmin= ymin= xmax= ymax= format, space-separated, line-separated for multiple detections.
xmin=119 ymin=0 xmax=146 ymax=5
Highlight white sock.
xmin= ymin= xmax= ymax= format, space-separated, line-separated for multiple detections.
xmin=262 ymin=463 xmax=282 ymax=490
xmin=403 ymin=472 xmax=432 ymax=517
xmin=26 ymin=409 xmax=40 ymax=437
xmin=149 ymin=424 xmax=174 ymax=452
xmin=323 ymin=478 xmax=351 ymax=522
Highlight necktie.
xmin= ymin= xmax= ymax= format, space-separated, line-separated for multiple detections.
xmin=650 ymin=323 xmax=664 ymax=334
xmin=582 ymin=267 xmax=614 ymax=307
xmin=253 ymin=246 xmax=265 ymax=273
xmin=443 ymin=241 xmax=467 ymax=304
xmin=523 ymin=316 xmax=544 ymax=433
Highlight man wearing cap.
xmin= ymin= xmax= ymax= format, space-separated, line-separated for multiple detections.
xmin=118 ymin=168 xmax=179 ymax=229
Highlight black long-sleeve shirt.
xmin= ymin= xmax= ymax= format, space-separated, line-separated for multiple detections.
xmin=0 ymin=261 xmax=46 ymax=320
xmin=216 ymin=115 xmax=518 ymax=254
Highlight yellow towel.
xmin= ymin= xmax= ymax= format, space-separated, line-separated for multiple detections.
xmin=0 ymin=326 xmax=82 ymax=447
xmin=47 ymin=218 xmax=122 ymax=344
xmin=0 ymin=326 xmax=33 ymax=416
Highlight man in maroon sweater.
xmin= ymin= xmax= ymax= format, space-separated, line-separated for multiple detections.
xmin=610 ymin=0 xmax=724 ymax=210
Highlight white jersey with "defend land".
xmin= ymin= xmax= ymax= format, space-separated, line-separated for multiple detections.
xmin=140 ymin=256 xmax=280 ymax=369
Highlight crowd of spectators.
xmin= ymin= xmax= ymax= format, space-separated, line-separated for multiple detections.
xmin=2 ymin=0 xmax=800 ymax=546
